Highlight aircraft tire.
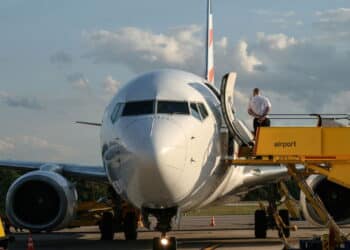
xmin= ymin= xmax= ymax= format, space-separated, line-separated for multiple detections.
xmin=0 ymin=239 xmax=8 ymax=250
xmin=152 ymin=237 xmax=160 ymax=250
xmin=124 ymin=212 xmax=138 ymax=240
xmin=278 ymin=209 xmax=290 ymax=238
xmin=169 ymin=237 xmax=177 ymax=250
xmin=254 ymin=209 xmax=267 ymax=238
xmin=99 ymin=212 xmax=114 ymax=240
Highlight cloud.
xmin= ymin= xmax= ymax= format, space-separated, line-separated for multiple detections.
xmin=235 ymin=40 xmax=263 ymax=72
xmin=257 ymin=32 xmax=298 ymax=50
xmin=322 ymin=91 xmax=350 ymax=114
xmin=252 ymin=10 xmax=295 ymax=18
xmin=316 ymin=8 xmax=350 ymax=24
xmin=270 ymin=18 xmax=287 ymax=25
xmin=296 ymin=21 xmax=304 ymax=27
xmin=216 ymin=37 xmax=228 ymax=49
xmin=50 ymin=51 xmax=73 ymax=66
xmin=252 ymin=9 xmax=302 ymax=29
xmin=0 ymin=136 xmax=74 ymax=161
xmin=82 ymin=25 xmax=350 ymax=114
xmin=0 ymin=92 xmax=44 ymax=110
xmin=66 ymin=72 xmax=89 ymax=89
xmin=103 ymin=75 xmax=120 ymax=94
xmin=235 ymin=32 xmax=350 ymax=113
xmin=314 ymin=8 xmax=350 ymax=41
xmin=0 ymin=138 xmax=15 ymax=152
xmin=83 ymin=26 xmax=266 ymax=76
xmin=83 ymin=25 xmax=204 ymax=73
xmin=20 ymin=136 xmax=68 ymax=153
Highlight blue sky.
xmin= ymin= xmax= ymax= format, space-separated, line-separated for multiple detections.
xmin=1 ymin=0 xmax=350 ymax=164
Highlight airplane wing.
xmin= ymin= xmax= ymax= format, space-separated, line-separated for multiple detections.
xmin=221 ymin=164 xmax=305 ymax=200
xmin=0 ymin=160 xmax=107 ymax=181
xmin=240 ymin=165 xmax=290 ymax=187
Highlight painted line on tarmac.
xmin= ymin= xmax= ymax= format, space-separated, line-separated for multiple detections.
xmin=201 ymin=244 xmax=220 ymax=250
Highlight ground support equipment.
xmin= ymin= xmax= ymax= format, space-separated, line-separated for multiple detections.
xmin=226 ymin=126 xmax=350 ymax=250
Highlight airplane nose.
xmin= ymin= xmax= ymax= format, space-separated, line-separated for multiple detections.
xmin=119 ymin=118 xmax=188 ymax=208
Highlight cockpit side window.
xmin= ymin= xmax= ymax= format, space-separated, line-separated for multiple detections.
xmin=111 ymin=103 xmax=123 ymax=123
xmin=157 ymin=101 xmax=189 ymax=115
xmin=122 ymin=100 xmax=155 ymax=116
xmin=190 ymin=103 xmax=202 ymax=120
xmin=198 ymin=103 xmax=209 ymax=120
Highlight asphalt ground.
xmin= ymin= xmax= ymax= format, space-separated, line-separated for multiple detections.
xmin=7 ymin=215 xmax=350 ymax=250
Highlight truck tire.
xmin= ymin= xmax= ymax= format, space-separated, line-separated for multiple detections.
xmin=255 ymin=209 xmax=267 ymax=238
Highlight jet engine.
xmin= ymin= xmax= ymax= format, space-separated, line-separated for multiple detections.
xmin=6 ymin=168 xmax=78 ymax=232
xmin=300 ymin=175 xmax=350 ymax=225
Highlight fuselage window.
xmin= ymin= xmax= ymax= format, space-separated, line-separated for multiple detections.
xmin=111 ymin=103 xmax=123 ymax=123
xmin=122 ymin=100 xmax=155 ymax=116
xmin=157 ymin=101 xmax=189 ymax=115
xmin=198 ymin=103 xmax=209 ymax=119
xmin=190 ymin=103 xmax=202 ymax=120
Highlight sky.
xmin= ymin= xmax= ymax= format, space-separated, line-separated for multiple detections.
xmin=0 ymin=0 xmax=350 ymax=164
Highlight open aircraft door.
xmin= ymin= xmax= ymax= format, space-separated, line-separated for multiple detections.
xmin=220 ymin=72 xmax=254 ymax=147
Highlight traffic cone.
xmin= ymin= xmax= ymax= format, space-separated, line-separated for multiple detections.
xmin=27 ymin=233 xmax=35 ymax=250
xmin=210 ymin=216 xmax=215 ymax=227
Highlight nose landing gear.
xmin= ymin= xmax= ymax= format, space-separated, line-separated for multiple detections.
xmin=153 ymin=233 xmax=177 ymax=250
xmin=142 ymin=207 xmax=178 ymax=250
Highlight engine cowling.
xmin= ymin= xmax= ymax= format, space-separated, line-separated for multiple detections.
xmin=6 ymin=168 xmax=78 ymax=232
xmin=300 ymin=175 xmax=350 ymax=225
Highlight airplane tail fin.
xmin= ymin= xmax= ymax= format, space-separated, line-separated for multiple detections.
xmin=205 ymin=0 xmax=214 ymax=84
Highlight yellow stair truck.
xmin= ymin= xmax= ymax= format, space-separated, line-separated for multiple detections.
xmin=0 ymin=216 xmax=8 ymax=250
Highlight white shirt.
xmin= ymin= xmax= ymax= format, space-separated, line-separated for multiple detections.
xmin=248 ymin=95 xmax=271 ymax=117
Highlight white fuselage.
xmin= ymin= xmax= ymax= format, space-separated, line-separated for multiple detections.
xmin=100 ymin=70 xmax=244 ymax=211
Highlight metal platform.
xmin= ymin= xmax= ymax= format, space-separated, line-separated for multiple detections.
xmin=225 ymin=126 xmax=350 ymax=250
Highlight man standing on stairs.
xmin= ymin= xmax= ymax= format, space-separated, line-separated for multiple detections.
xmin=248 ymin=88 xmax=272 ymax=136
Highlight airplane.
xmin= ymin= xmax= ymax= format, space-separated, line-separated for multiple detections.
xmin=1 ymin=1 xmax=349 ymax=250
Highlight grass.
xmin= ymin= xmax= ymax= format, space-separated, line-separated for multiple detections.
xmin=186 ymin=204 xmax=259 ymax=216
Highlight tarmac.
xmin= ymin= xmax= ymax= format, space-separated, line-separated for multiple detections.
xmin=7 ymin=215 xmax=350 ymax=250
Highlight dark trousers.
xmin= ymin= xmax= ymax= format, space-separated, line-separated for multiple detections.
xmin=254 ymin=117 xmax=271 ymax=135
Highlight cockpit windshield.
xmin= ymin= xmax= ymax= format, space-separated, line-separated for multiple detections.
xmin=122 ymin=100 xmax=155 ymax=116
xmin=116 ymin=99 xmax=207 ymax=119
xmin=157 ymin=101 xmax=189 ymax=115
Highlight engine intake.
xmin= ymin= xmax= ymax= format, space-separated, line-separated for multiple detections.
xmin=6 ymin=169 xmax=78 ymax=232
xmin=300 ymin=175 xmax=350 ymax=225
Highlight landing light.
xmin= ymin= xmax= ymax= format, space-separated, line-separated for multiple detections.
xmin=160 ymin=237 xmax=169 ymax=246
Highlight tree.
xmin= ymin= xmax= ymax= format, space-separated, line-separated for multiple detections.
xmin=0 ymin=169 xmax=20 ymax=215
